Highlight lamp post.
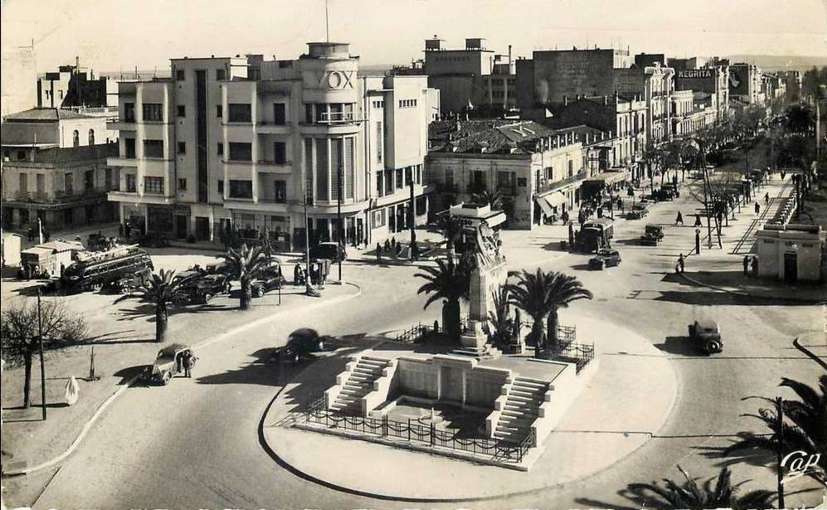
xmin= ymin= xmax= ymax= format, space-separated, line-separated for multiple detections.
xmin=37 ymin=288 xmax=46 ymax=420
xmin=409 ymin=178 xmax=417 ymax=261
xmin=337 ymin=163 xmax=343 ymax=282
xmin=695 ymin=228 xmax=701 ymax=255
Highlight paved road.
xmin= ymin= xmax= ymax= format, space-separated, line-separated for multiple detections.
xmin=32 ymin=179 xmax=825 ymax=509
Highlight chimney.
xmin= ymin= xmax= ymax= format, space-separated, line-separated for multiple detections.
xmin=508 ymin=44 xmax=512 ymax=64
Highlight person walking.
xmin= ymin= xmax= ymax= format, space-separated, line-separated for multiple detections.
xmin=694 ymin=214 xmax=702 ymax=227
xmin=675 ymin=211 xmax=684 ymax=226
xmin=754 ymin=202 xmax=760 ymax=215
xmin=376 ymin=243 xmax=383 ymax=264
xmin=678 ymin=253 xmax=685 ymax=274
xmin=743 ymin=255 xmax=751 ymax=276
xmin=764 ymin=192 xmax=769 ymax=205
xmin=182 ymin=351 xmax=193 ymax=378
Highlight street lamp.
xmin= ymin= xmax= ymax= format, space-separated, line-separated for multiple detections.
xmin=695 ymin=228 xmax=701 ymax=255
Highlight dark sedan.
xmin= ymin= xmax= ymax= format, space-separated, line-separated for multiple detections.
xmin=588 ymin=249 xmax=622 ymax=270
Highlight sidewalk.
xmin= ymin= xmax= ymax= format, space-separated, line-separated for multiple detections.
xmin=261 ymin=312 xmax=677 ymax=501
xmin=0 ymin=264 xmax=360 ymax=477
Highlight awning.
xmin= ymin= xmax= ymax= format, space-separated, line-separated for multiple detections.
xmin=586 ymin=171 xmax=627 ymax=186
xmin=544 ymin=192 xmax=567 ymax=209
xmin=535 ymin=196 xmax=554 ymax=216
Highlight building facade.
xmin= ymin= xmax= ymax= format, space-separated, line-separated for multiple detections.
xmin=1 ymin=108 xmax=118 ymax=230
xmin=38 ymin=64 xmax=119 ymax=109
xmin=426 ymin=121 xmax=586 ymax=229
xmin=106 ymin=42 xmax=437 ymax=248
xmin=729 ymin=63 xmax=764 ymax=105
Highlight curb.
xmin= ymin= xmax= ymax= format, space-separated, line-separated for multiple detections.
xmin=1 ymin=281 xmax=362 ymax=478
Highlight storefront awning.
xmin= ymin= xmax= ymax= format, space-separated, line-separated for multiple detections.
xmin=544 ymin=192 xmax=567 ymax=209
xmin=535 ymin=196 xmax=554 ymax=216
xmin=586 ymin=171 xmax=627 ymax=186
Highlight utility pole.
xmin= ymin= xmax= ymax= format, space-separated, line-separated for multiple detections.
xmin=409 ymin=177 xmax=417 ymax=261
xmin=337 ymin=163 xmax=343 ymax=282
xmin=303 ymin=180 xmax=317 ymax=297
xmin=775 ymin=396 xmax=786 ymax=509
xmin=37 ymin=288 xmax=46 ymax=421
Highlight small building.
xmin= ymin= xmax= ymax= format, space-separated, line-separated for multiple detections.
xmin=20 ymin=239 xmax=84 ymax=277
xmin=756 ymin=224 xmax=824 ymax=282
xmin=1 ymin=232 xmax=22 ymax=267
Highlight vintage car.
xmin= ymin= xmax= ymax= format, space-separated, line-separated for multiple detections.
xmin=188 ymin=273 xmax=231 ymax=304
xmin=272 ymin=328 xmax=330 ymax=364
xmin=640 ymin=224 xmax=665 ymax=246
xmin=143 ymin=344 xmax=198 ymax=385
xmin=588 ymin=249 xmax=622 ymax=270
xmin=688 ymin=319 xmax=723 ymax=355
xmin=252 ymin=261 xmax=285 ymax=298
xmin=310 ymin=242 xmax=347 ymax=262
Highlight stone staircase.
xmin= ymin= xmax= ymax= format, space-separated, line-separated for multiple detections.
xmin=493 ymin=377 xmax=549 ymax=444
xmin=328 ymin=355 xmax=391 ymax=415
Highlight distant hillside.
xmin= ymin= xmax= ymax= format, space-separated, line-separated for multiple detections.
xmin=725 ymin=54 xmax=827 ymax=71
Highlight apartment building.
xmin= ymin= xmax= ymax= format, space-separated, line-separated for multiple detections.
xmin=1 ymin=108 xmax=118 ymax=229
xmin=106 ymin=42 xmax=438 ymax=248
xmin=426 ymin=120 xmax=585 ymax=229
xmin=729 ymin=63 xmax=764 ymax=105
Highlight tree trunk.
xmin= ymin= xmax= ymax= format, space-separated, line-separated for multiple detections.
xmin=240 ymin=278 xmax=252 ymax=310
xmin=23 ymin=352 xmax=33 ymax=408
xmin=155 ymin=306 xmax=168 ymax=343
xmin=530 ymin=321 xmax=546 ymax=359
xmin=546 ymin=308 xmax=560 ymax=353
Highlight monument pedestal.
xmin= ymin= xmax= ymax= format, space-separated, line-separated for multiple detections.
xmin=454 ymin=319 xmax=501 ymax=359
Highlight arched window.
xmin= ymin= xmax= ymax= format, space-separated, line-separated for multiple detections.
xmin=88 ymin=129 xmax=95 ymax=145
xmin=72 ymin=130 xmax=79 ymax=147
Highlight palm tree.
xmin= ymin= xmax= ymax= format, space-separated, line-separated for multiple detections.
xmin=725 ymin=375 xmax=827 ymax=486
xmin=438 ymin=214 xmax=465 ymax=260
xmin=485 ymin=285 xmax=512 ymax=348
xmin=415 ymin=258 xmax=471 ymax=339
xmin=506 ymin=269 xmax=550 ymax=357
xmin=119 ymin=269 xmax=191 ymax=342
xmin=543 ymin=272 xmax=592 ymax=351
xmin=472 ymin=189 xmax=503 ymax=210
xmin=222 ymin=243 xmax=269 ymax=310
xmin=628 ymin=465 xmax=775 ymax=510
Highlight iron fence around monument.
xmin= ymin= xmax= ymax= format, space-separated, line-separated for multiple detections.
xmin=301 ymin=397 xmax=536 ymax=464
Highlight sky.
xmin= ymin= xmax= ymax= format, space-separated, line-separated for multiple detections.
xmin=2 ymin=0 xmax=827 ymax=73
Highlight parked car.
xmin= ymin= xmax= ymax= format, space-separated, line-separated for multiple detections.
xmin=588 ymin=249 xmax=622 ymax=270
xmin=143 ymin=344 xmax=198 ymax=385
xmin=626 ymin=209 xmax=648 ymax=220
xmin=310 ymin=242 xmax=347 ymax=262
xmin=640 ymin=224 xmax=664 ymax=246
xmin=252 ymin=261 xmax=285 ymax=298
xmin=688 ymin=319 xmax=723 ymax=355
xmin=187 ymin=273 xmax=230 ymax=304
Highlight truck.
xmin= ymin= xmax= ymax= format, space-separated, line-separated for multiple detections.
xmin=574 ymin=218 xmax=614 ymax=253
xmin=59 ymin=245 xmax=153 ymax=293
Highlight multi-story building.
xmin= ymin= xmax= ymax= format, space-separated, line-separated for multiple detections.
xmin=106 ymin=42 xmax=438 ymax=248
xmin=426 ymin=120 xmax=586 ymax=229
xmin=38 ymin=63 xmax=119 ymax=109
xmin=417 ymin=37 xmax=516 ymax=115
xmin=729 ymin=63 xmax=764 ymax=105
xmin=777 ymin=70 xmax=802 ymax=102
xmin=1 ymin=108 xmax=118 ymax=229
xmin=672 ymin=59 xmax=730 ymax=121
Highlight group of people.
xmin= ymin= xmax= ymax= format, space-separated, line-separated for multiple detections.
xmin=26 ymin=224 xmax=50 ymax=243
xmin=375 ymin=237 xmax=418 ymax=262
xmin=293 ymin=261 xmax=328 ymax=287
xmin=17 ymin=264 xmax=50 ymax=281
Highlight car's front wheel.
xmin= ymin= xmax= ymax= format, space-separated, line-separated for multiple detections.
xmin=706 ymin=340 xmax=721 ymax=353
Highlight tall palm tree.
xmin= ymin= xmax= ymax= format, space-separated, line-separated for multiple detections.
xmin=725 ymin=375 xmax=827 ymax=486
xmin=543 ymin=272 xmax=592 ymax=351
xmin=438 ymin=214 xmax=465 ymax=260
xmin=628 ymin=465 xmax=775 ymax=510
xmin=415 ymin=258 xmax=471 ymax=339
xmin=222 ymin=243 xmax=269 ymax=310
xmin=118 ymin=269 xmax=191 ymax=342
xmin=472 ymin=189 xmax=503 ymax=210
xmin=506 ymin=269 xmax=551 ymax=357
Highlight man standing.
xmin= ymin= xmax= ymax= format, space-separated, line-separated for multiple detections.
xmin=754 ymin=202 xmax=760 ymax=215
xmin=678 ymin=254 xmax=685 ymax=273
xmin=743 ymin=255 xmax=750 ymax=276
xmin=182 ymin=351 xmax=193 ymax=378
xmin=675 ymin=211 xmax=684 ymax=226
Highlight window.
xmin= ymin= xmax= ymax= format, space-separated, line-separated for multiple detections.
xmin=568 ymin=160 xmax=574 ymax=177
xmin=84 ymin=170 xmax=94 ymax=190
xmin=178 ymin=142 xmax=186 ymax=154
xmin=228 ymin=103 xmax=252 ymax=123
xmin=376 ymin=170 xmax=384 ymax=197
xmin=217 ymin=142 xmax=223 ymax=156
xmin=105 ymin=168 xmax=114 ymax=191
xmin=126 ymin=174 xmax=136 ymax=192
xmin=37 ymin=174 xmax=45 ymax=193
xmin=142 ymin=103 xmax=163 ymax=122
xmin=17 ymin=150 xmax=26 ymax=161
xmin=64 ymin=173 xmax=73 ymax=193
xmin=144 ymin=176 xmax=164 ymax=194
xmin=228 ymin=143 xmax=252 ymax=161
xmin=19 ymin=173 xmax=28 ymax=193
xmin=217 ymin=179 xmax=224 ymax=194
xmin=274 ymin=142 xmax=286 ymax=164
xmin=305 ymin=104 xmax=314 ymax=123
xmin=273 ymin=103 xmax=286 ymax=125
xmin=143 ymin=140 xmax=164 ymax=159
xmin=376 ymin=121 xmax=383 ymax=162
xmin=178 ymin=178 xmax=187 ymax=191
xmin=125 ymin=138 xmax=136 ymax=158
xmin=395 ymin=168 xmax=404 ymax=190
xmin=177 ymin=105 xmax=186 ymax=117
xmin=274 ymin=180 xmax=286 ymax=203
xmin=124 ymin=102 xmax=135 ymax=122
xmin=216 ymin=69 xmax=226 ymax=81
xmin=176 ymin=69 xmax=185 ymax=81
xmin=72 ymin=130 xmax=80 ymax=147
xmin=216 ymin=105 xmax=223 ymax=118
xmin=228 ymin=180 xmax=252 ymax=199
xmin=315 ymin=139 xmax=328 ymax=200
xmin=88 ymin=129 xmax=95 ymax=145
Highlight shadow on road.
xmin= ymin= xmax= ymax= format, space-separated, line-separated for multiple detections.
xmin=653 ymin=336 xmax=703 ymax=356
xmin=114 ymin=365 xmax=149 ymax=385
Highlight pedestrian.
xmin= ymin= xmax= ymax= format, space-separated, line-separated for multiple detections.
xmin=384 ymin=239 xmax=391 ymax=252
xmin=780 ymin=170 xmax=786 ymax=180
xmin=675 ymin=211 xmax=684 ymax=226
xmin=44 ymin=228 xmax=50 ymax=242
xmin=118 ymin=223 xmax=125 ymax=238
xmin=597 ymin=206 xmax=603 ymax=218
xmin=182 ymin=350 xmax=193 ymax=378
xmin=27 ymin=227 xmax=33 ymax=243
xmin=743 ymin=255 xmax=750 ymax=276
xmin=694 ymin=214 xmax=702 ymax=227
xmin=764 ymin=192 xmax=769 ymax=205
xmin=678 ymin=254 xmax=685 ymax=274
xmin=754 ymin=202 xmax=760 ymax=215
xmin=376 ymin=243 xmax=383 ymax=263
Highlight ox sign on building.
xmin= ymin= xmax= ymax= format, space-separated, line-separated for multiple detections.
xmin=303 ymin=69 xmax=357 ymax=90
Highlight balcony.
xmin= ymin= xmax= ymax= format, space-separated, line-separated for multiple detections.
xmin=7 ymin=188 xmax=110 ymax=207
xmin=255 ymin=121 xmax=290 ymax=135
xmin=108 ymin=118 xmax=137 ymax=131
xmin=256 ymin=160 xmax=292 ymax=173
xmin=535 ymin=170 xmax=587 ymax=193
xmin=108 ymin=156 xmax=138 ymax=167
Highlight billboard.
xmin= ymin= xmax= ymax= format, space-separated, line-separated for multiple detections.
xmin=729 ymin=66 xmax=750 ymax=96
xmin=675 ymin=69 xmax=716 ymax=93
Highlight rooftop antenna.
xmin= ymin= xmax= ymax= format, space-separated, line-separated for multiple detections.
xmin=325 ymin=0 xmax=330 ymax=43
